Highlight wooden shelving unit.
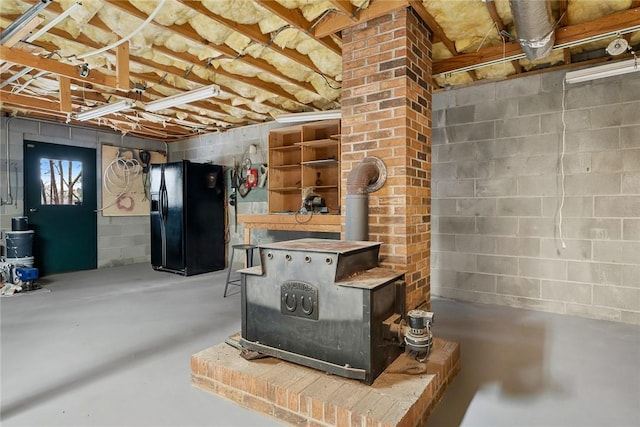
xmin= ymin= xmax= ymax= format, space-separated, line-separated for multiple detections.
xmin=268 ymin=119 xmax=340 ymax=214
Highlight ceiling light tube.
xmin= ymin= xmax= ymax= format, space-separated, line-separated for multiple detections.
xmin=565 ymin=58 xmax=639 ymax=84
xmin=275 ymin=109 xmax=341 ymax=123
xmin=76 ymin=99 xmax=134 ymax=121
xmin=0 ymin=0 xmax=52 ymax=45
xmin=144 ymin=84 xmax=221 ymax=112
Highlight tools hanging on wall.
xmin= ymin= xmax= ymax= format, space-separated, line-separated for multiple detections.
xmin=228 ymin=161 xmax=242 ymax=232
xmin=227 ymin=143 xmax=269 ymax=233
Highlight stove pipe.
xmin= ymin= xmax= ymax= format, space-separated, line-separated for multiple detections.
xmin=345 ymin=156 xmax=386 ymax=241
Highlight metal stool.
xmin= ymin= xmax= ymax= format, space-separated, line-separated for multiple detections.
xmin=224 ymin=244 xmax=255 ymax=297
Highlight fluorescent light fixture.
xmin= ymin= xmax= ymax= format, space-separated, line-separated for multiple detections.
xmin=76 ymin=99 xmax=135 ymax=121
xmin=0 ymin=0 xmax=52 ymax=45
xmin=275 ymin=109 xmax=341 ymax=123
xmin=565 ymin=58 xmax=639 ymax=84
xmin=144 ymin=84 xmax=221 ymax=112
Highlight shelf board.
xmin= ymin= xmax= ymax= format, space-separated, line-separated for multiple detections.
xmin=271 ymin=145 xmax=300 ymax=151
xmin=301 ymin=159 xmax=338 ymax=166
xmin=271 ymin=163 xmax=300 ymax=169
xmin=330 ymin=134 xmax=341 ymax=140
xmin=306 ymin=185 xmax=338 ymax=190
xmin=269 ymin=187 xmax=301 ymax=192
xmin=269 ymin=187 xmax=301 ymax=193
xmin=300 ymin=138 xmax=337 ymax=148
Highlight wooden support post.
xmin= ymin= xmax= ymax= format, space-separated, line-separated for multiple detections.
xmin=59 ymin=75 xmax=71 ymax=112
xmin=116 ymin=41 xmax=130 ymax=91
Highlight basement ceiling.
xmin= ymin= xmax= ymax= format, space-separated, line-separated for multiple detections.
xmin=0 ymin=0 xmax=639 ymax=140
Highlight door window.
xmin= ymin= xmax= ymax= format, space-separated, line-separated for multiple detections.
xmin=40 ymin=158 xmax=83 ymax=205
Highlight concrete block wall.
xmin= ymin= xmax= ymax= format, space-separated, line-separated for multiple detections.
xmin=0 ymin=117 xmax=164 ymax=269
xmin=431 ymin=69 xmax=640 ymax=324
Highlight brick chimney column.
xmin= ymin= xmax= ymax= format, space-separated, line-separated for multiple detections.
xmin=341 ymin=7 xmax=432 ymax=310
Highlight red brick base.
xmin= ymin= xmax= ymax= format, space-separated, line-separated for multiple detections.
xmin=191 ymin=337 xmax=460 ymax=427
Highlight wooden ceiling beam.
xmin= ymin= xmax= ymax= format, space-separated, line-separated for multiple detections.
xmin=116 ymin=41 xmax=130 ymax=90
xmin=434 ymin=7 xmax=640 ymax=75
xmin=408 ymin=0 xmax=454 ymax=54
xmin=327 ymin=0 xmax=357 ymax=21
xmin=0 ymin=45 xmax=117 ymax=88
xmin=482 ymin=0 xmax=522 ymax=74
xmin=558 ymin=0 xmax=571 ymax=66
xmin=102 ymin=0 xmax=320 ymax=97
xmin=178 ymin=0 xmax=330 ymax=76
xmin=0 ymin=94 xmax=218 ymax=139
xmin=253 ymin=0 xmax=341 ymax=55
xmin=36 ymin=24 xmax=284 ymax=118
xmin=44 ymin=11 xmax=295 ymax=112
xmin=0 ymin=89 xmax=61 ymax=111
xmin=409 ymin=0 xmax=478 ymax=81
xmin=86 ymin=77 xmax=238 ymax=129
xmin=59 ymin=75 xmax=71 ymax=112
xmin=3 ymin=49 xmax=241 ymax=126
xmin=134 ymin=49 xmax=290 ymax=113
xmin=314 ymin=0 xmax=408 ymax=38
xmin=74 ymin=86 xmax=239 ymax=128
xmin=0 ymin=16 xmax=43 ymax=48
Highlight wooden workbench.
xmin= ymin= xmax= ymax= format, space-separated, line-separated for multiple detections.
xmin=237 ymin=214 xmax=342 ymax=244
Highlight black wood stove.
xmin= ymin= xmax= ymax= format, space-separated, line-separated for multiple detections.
xmin=239 ymin=238 xmax=433 ymax=385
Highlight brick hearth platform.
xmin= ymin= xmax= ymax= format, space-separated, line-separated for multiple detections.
xmin=191 ymin=337 xmax=460 ymax=427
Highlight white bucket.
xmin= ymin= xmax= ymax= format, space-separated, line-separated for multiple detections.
xmin=5 ymin=256 xmax=35 ymax=268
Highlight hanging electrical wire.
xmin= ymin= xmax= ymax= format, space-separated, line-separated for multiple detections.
xmin=99 ymin=150 xmax=143 ymax=211
xmin=74 ymin=0 xmax=167 ymax=60
xmin=317 ymin=73 xmax=341 ymax=90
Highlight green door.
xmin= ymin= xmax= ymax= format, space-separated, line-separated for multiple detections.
xmin=24 ymin=141 xmax=97 ymax=276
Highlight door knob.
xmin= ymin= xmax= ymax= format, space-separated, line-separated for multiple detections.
xmin=29 ymin=208 xmax=38 ymax=213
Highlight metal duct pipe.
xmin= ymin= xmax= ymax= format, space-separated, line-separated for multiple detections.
xmin=345 ymin=157 xmax=386 ymax=241
xmin=509 ymin=0 xmax=555 ymax=61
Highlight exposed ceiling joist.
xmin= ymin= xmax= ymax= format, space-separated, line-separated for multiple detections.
xmin=59 ymin=75 xmax=71 ymax=112
xmin=0 ymin=40 xmax=245 ymax=125
xmin=409 ymin=0 xmax=477 ymax=81
xmin=327 ymin=0 xmax=358 ymax=21
xmin=39 ymin=0 xmax=318 ymax=102
xmin=483 ymin=0 xmax=522 ymax=74
xmin=558 ymin=0 xmax=571 ymax=66
xmin=1 ymin=15 xmax=42 ymax=48
xmin=253 ymin=0 xmax=341 ymax=55
xmin=0 ymin=45 xmax=117 ymax=88
xmin=42 ymin=25 xmax=275 ymax=119
xmin=13 ymin=12 xmax=286 ymax=119
xmin=433 ymin=7 xmax=640 ymax=75
xmin=64 ymin=10 xmax=300 ymax=111
xmin=116 ymin=41 xmax=130 ymax=90
xmin=314 ymin=0 xmax=407 ymax=38
xmin=102 ymin=0 xmax=322 ymax=97
xmin=177 ymin=0 xmax=327 ymax=76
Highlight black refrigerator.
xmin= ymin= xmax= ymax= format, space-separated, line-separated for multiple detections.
xmin=150 ymin=160 xmax=225 ymax=276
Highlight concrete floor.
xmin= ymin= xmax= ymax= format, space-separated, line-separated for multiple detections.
xmin=1 ymin=264 xmax=638 ymax=427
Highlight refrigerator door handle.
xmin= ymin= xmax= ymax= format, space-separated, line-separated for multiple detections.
xmin=159 ymin=167 xmax=168 ymax=222
xmin=160 ymin=187 xmax=168 ymax=221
